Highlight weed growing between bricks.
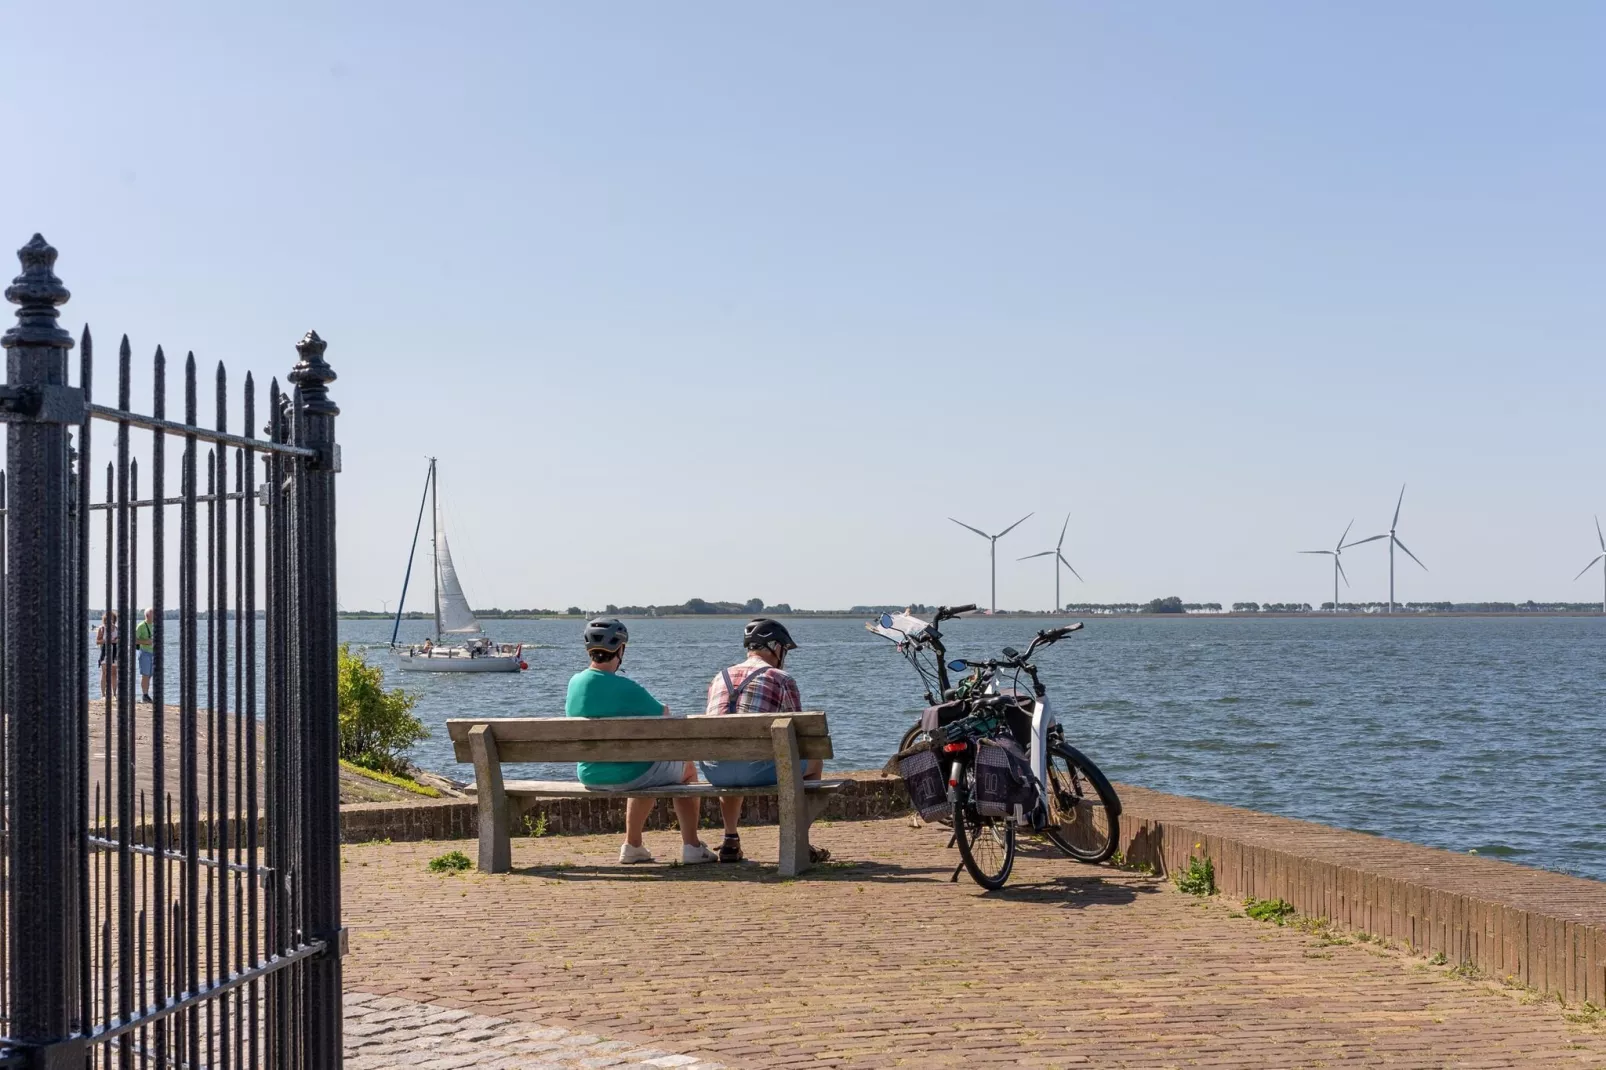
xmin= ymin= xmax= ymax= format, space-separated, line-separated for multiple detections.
xmin=1244 ymin=897 xmax=1295 ymax=924
xmin=1174 ymin=845 xmax=1216 ymax=896
xmin=427 ymin=850 xmax=472 ymax=873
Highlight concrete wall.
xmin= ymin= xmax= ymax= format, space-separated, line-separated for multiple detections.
xmin=340 ymin=772 xmax=1606 ymax=1006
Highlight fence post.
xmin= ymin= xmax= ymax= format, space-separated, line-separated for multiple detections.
xmin=288 ymin=330 xmax=342 ymax=1069
xmin=2 ymin=235 xmax=83 ymax=1062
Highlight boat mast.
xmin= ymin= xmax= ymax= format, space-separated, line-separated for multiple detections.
xmin=390 ymin=462 xmax=435 ymax=647
xmin=430 ymin=457 xmax=443 ymax=642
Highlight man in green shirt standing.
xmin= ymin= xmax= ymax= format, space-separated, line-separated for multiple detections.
xmin=135 ymin=607 xmax=156 ymax=704
xmin=565 ymin=619 xmax=717 ymax=865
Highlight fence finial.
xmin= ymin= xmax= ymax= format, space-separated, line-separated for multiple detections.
xmin=289 ymin=329 xmax=338 ymax=416
xmin=3 ymin=233 xmax=74 ymax=349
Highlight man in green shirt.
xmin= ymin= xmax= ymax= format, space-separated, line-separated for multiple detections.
xmin=565 ymin=619 xmax=717 ymax=865
xmin=135 ymin=607 xmax=156 ymax=704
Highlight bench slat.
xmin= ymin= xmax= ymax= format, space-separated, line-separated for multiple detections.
xmin=450 ymin=736 xmax=834 ymax=764
xmin=501 ymin=778 xmax=850 ymax=800
xmin=445 ymin=712 xmax=829 ymax=745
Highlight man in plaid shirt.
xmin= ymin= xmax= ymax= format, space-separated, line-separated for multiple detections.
xmin=699 ymin=618 xmax=826 ymax=863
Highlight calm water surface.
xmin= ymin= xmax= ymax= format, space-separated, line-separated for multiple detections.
xmin=344 ymin=616 xmax=1606 ymax=882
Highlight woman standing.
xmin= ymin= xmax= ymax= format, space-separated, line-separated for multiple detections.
xmin=96 ymin=610 xmax=119 ymax=699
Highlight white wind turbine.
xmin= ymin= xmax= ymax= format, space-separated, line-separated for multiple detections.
xmin=1344 ymin=484 xmax=1426 ymax=613
xmin=1019 ymin=511 xmax=1083 ymax=612
xmin=1572 ymin=516 xmax=1606 ymax=615
xmin=1298 ymin=520 xmax=1354 ymax=612
xmin=949 ymin=512 xmax=1033 ymax=614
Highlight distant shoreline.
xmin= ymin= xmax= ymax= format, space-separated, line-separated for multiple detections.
xmin=344 ymin=610 xmax=1606 ymax=621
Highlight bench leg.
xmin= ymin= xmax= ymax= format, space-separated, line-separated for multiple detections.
xmin=772 ymin=717 xmax=811 ymax=877
xmin=469 ymin=724 xmax=511 ymax=873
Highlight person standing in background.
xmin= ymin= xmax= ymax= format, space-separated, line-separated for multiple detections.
xmin=135 ymin=607 xmax=155 ymax=704
xmin=96 ymin=610 xmax=119 ymax=700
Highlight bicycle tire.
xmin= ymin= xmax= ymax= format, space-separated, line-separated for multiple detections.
xmin=953 ymin=762 xmax=1016 ymax=890
xmin=897 ymin=720 xmax=927 ymax=755
xmin=1042 ymin=741 xmax=1121 ymax=864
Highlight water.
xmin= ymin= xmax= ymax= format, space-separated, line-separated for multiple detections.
xmin=348 ymin=615 xmax=1606 ymax=881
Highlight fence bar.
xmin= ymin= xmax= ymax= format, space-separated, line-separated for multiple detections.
xmin=86 ymin=404 xmax=315 ymax=458
xmin=3 ymin=236 xmax=84 ymax=1064
xmin=149 ymin=345 xmax=168 ymax=1069
xmin=290 ymin=333 xmax=342 ymax=1070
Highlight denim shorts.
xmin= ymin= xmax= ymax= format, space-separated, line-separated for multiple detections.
xmin=138 ymin=650 xmax=154 ymax=677
xmin=698 ymin=759 xmax=808 ymax=788
xmin=609 ymin=761 xmax=687 ymax=791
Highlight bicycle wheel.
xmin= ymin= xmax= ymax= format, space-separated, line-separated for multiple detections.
xmin=1042 ymin=741 xmax=1121 ymax=864
xmin=953 ymin=762 xmax=1016 ymax=890
xmin=897 ymin=720 xmax=927 ymax=755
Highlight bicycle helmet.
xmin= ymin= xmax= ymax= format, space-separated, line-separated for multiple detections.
xmin=742 ymin=618 xmax=797 ymax=652
xmin=582 ymin=618 xmax=629 ymax=653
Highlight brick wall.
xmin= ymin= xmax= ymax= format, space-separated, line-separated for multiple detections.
xmin=339 ymin=772 xmax=1606 ymax=1006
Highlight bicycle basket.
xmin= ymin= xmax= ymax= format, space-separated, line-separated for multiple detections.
xmin=898 ymin=747 xmax=950 ymax=821
xmin=973 ymin=737 xmax=1039 ymax=821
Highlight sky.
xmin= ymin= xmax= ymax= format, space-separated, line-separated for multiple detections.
xmin=6 ymin=2 xmax=1604 ymax=611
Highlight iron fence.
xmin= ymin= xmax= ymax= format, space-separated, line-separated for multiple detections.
xmin=0 ymin=235 xmax=344 ymax=1068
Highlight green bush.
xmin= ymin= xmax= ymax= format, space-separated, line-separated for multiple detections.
xmin=338 ymin=643 xmax=426 ymax=776
xmin=427 ymin=850 xmax=471 ymax=873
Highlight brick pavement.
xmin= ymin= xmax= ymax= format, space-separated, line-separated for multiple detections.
xmin=343 ymin=991 xmax=726 ymax=1068
xmin=343 ymin=818 xmax=1606 ymax=1068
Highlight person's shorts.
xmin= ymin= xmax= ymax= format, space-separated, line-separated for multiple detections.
xmin=608 ymin=760 xmax=687 ymax=791
xmin=138 ymin=650 xmax=153 ymax=677
xmin=698 ymin=759 xmax=809 ymax=788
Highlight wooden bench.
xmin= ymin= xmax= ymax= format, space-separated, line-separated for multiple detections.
xmin=445 ymin=712 xmax=847 ymax=877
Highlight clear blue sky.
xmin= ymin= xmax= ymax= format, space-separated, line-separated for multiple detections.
xmin=9 ymin=2 xmax=1603 ymax=610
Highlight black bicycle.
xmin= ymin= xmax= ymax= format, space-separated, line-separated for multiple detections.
xmin=872 ymin=605 xmax=1122 ymax=889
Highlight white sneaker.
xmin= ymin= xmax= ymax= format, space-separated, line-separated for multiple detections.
xmin=619 ymin=843 xmax=654 ymax=864
xmin=680 ymin=842 xmax=718 ymax=865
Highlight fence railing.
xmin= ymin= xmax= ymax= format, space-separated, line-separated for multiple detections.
xmin=0 ymin=234 xmax=344 ymax=1069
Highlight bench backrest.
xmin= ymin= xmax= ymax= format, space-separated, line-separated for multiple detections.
xmin=445 ymin=712 xmax=833 ymax=764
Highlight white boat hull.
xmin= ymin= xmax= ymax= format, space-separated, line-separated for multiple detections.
xmin=397 ymin=651 xmax=523 ymax=673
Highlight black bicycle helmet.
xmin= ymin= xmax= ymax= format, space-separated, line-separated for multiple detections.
xmin=582 ymin=618 xmax=629 ymax=653
xmin=742 ymin=618 xmax=796 ymax=652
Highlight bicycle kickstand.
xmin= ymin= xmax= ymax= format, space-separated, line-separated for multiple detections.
xmin=949 ymin=860 xmax=964 ymax=883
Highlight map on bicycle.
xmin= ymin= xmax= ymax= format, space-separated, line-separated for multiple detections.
xmin=865 ymin=610 xmax=933 ymax=644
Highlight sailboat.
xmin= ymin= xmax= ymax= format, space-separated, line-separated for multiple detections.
xmin=392 ymin=458 xmax=526 ymax=673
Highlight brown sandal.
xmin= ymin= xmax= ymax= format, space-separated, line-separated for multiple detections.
xmin=718 ymin=833 xmax=744 ymax=863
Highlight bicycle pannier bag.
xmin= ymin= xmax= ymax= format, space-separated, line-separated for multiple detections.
xmin=898 ymin=747 xmax=949 ymax=821
xmin=974 ymin=737 xmax=1039 ymax=822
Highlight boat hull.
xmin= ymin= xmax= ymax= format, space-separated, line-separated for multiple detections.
xmin=397 ymin=652 xmax=522 ymax=673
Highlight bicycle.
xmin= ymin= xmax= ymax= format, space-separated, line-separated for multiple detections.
xmin=871 ymin=605 xmax=1122 ymax=889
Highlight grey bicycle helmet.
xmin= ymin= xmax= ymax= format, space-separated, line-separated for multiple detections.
xmin=583 ymin=618 xmax=629 ymax=653
xmin=742 ymin=618 xmax=796 ymax=652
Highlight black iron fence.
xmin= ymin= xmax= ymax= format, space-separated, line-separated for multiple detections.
xmin=0 ymin=235 xmax=344 ymax=1068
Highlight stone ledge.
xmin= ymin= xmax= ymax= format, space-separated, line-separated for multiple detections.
xmin=339 ymin=770 xmax=1606 ymax=1006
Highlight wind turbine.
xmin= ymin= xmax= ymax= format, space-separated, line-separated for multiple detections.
xmin=1298 ymin=520 xmax=1353 ymax=612
xmin=1344 ymin=484 xmax=1426 ymax=613
xmin=1019 ymin=511 xmax=1083 ymax=612
xmin=949 ymin=512 xmax=1033 ymax=614
xmin=1573 ymin=516 xmax=1606 ymax=615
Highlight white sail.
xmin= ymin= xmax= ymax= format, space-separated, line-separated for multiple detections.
xmin=434 ymin=504 xmax=482 ymax=635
